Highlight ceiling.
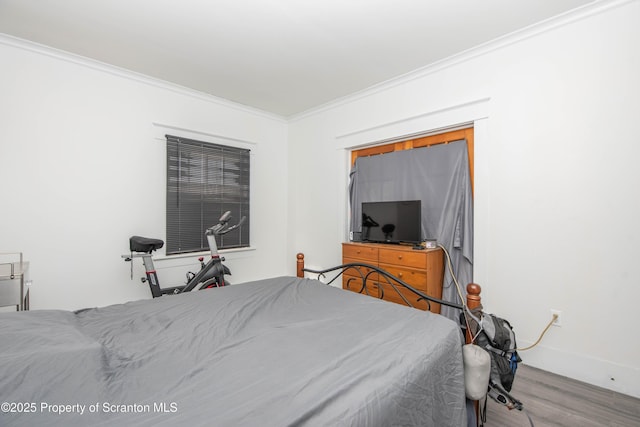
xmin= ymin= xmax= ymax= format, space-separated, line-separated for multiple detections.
xmin=0 ymin=0 xmax=596 ymax=118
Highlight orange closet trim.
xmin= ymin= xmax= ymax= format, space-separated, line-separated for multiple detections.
xmin=350 ymin=127 xmax=474 ymax=194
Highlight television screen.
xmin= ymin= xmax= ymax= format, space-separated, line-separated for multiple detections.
xmin=361 ymin=200 xmax=422 ymax=244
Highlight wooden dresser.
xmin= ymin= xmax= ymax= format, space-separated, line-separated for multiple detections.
xmin=342 ymin=242 xmax=445 ymax=314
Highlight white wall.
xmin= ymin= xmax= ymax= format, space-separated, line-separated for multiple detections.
xmin=0 ymin=37 xmax=289 ymax=310
xmin=287 ymin=0 xmax=640 ymax=398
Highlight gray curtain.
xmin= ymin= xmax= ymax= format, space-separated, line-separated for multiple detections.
xmin=349 ymin=139 xmax=473 ymax=320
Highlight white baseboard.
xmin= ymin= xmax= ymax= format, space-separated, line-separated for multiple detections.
xmin=517 ymin=341 xmax=640 ymax=399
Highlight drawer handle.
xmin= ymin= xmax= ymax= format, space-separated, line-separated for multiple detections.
xmin=398 ymin=272 xmax=403 ymax=277
xmin=398 ymin=255 xmax=403 ymax=259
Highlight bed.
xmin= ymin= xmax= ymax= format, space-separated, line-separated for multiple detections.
xmin=0 ymin=253 xmax=481 ymax=426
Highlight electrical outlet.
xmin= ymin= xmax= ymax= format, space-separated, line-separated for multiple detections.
xmin=550 ymin=309 xmax=562 ymax=327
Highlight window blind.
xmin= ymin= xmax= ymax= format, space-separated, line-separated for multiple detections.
xmin=166 ymin=134 xmax=250 ymax=254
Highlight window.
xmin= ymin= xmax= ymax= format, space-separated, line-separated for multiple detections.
xmin=166 ymin=134 xmax=250 ymax=254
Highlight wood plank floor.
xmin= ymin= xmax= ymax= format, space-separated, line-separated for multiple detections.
xmin=483 ymin=365 xmax=640 ymax=426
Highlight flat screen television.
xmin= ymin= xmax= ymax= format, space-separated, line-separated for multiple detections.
xmin=361 ymin=200 xmax=422 ymax=244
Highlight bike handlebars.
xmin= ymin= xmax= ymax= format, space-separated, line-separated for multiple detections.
xmin=219 ymin=211 xmax=232 ymax=223
xmin=206 ymin=212 xmax=246 ymax=236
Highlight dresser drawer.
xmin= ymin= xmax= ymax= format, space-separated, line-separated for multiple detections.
xmin=342 ymin=275 xmax=379 ymax=298
xmin=342 ymin=243 xmax=378 ymax=262
xmin=377 ymin=281 xmax=434 ymax=312
xmin=379 ymin=248 xmax=427 ymax=269
xmin=342 ymin=259 xmax=378 ymax=278
xmin=378 ymin=264 xmax=427 ymax=290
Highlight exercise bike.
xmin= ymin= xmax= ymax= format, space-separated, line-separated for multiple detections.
xmin=123 ymin=211 xmax=245 ymax=298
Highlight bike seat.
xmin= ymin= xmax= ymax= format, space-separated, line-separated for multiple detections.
xmin=129 ymin=236 xmax=164 ymax=253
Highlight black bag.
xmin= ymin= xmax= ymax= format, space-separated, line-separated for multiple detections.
xmin=461 ymin=304 xmax=535 ymax=426
xmin=462 ymin=307 xmax=525 ymax=412
xmin=477 ymin=314 xmax=521 ymax=392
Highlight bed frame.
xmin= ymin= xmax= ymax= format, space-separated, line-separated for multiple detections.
xmin=296 ymin=252 xmax=484 ymax=426
xmin=295 ymin=252 xmax=482 ymax=342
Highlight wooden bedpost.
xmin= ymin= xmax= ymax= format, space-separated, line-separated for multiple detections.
xmin=466 ymin=282 xmax=483 ymax=425
xmin=466 ymin=283 xmax=481 ymax=311
xmin=464 ymin=283 xmax=482 ymax=344
xmin=296 ymin=253 xmax=305 ymax=278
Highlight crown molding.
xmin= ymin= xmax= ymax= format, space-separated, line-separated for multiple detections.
xmin=0 ymin=33 xmax=287 ymax=123
xmin=1 ymin=0 xmax=632 ymax=124
xmin=288 ymin=0 xmax=634 ymax=122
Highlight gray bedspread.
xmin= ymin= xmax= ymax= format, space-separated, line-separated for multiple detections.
xmin=0 ymin=276 xmax=466 ymax=426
